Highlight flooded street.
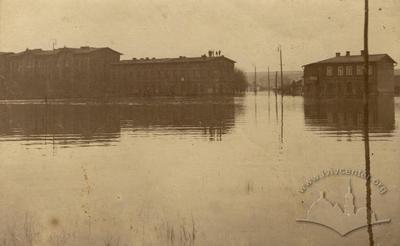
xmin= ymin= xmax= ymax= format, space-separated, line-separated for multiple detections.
xmin=0 ymin=93 xmax=399 ymax=245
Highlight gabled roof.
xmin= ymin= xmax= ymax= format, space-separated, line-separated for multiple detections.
xmin=304 ymin=54 xmax=397 ymax=66
xmin=114 ymin=55 xmax=236 ymax=65
xmin=70 ymin=47 xmax=122 ymax=55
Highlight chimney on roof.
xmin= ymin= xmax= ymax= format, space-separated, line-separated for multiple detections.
xmin=335 ymin=52 xmax=340 ymax=57
xmin=346 ymin=51 xmax=350 ymax=56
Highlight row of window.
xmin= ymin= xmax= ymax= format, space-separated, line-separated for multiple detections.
xmin=326 ymin=65 xmax=373 ymax=76
xmin=113 ymin=69 xmax=223 ymax=81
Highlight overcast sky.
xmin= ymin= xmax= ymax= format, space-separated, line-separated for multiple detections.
xmin=0 ymin=0 xmax=399 ymax=71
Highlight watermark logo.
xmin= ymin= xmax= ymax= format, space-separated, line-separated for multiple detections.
xmin=299 ymin=168 xmax=388 ymax=194
xmin=297 ymin=180 xmax=390 ymax=236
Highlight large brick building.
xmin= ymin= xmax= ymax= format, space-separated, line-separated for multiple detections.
xmin=109 ymin=54 xmax=238 ymax=96
xmin=3 ymin=47 xmax=121 ymax=98
xmin=0 ymin=47 xmax=243 ymax=99
xmin=303 ymin=51 xmax=397 ymax=97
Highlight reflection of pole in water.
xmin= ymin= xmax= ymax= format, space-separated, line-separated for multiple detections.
xmin=268 ymin=90 xmax=271 ymax=122
xmin=363 ymin=0 xmax=374 ymax=244
xmin=280 ymin=93 xmax=284 ymax=144
xmin=254 ymin=94 xmax=258 ymax=124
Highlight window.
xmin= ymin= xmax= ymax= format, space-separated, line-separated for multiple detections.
xmin=326 ymin=66 xmax=333 ymax=76
xmin=356 ymin=65 xmax=373 ymax=75
xmin=356 ymin=65 xmax=363 ymax=75
xmin=347 ymin=82 xmax=353 ymax=94
xmin=338 ymin=66 xmax=344 ymax=76
xmin=345 ymin=66 xmax=353 ymax=76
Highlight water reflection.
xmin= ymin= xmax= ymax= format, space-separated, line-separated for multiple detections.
xmin=304 ymin=96 xmax=395 ymax=140
xmin=0 ymin=97 xmax=241 ymax=146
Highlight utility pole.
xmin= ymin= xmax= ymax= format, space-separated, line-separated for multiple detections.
xmin=275 ymin=71 xmax=278 ymax=96
xmin=362 ymin=0 xmax=373 ymax=245
xmin=253 ymin=65 xmax=257 ymax=95
xmin=279 ymin=45 xmax=283 ymax=95
xmin=268 ymin=66 xmax=270 ymax=96
xmin=52 ymin=39 xmax=57 ymax=51
xmin=279 ymin=45 xmax=284 ymax=144
xmin=275 ymin=71 xmax=278 ymax=123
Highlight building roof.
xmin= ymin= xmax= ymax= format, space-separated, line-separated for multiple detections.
xmin=114 ymin=55 xmax=236 ymax=65
xmin=9 ymin=47 xmax=122 ymax=57
xmin=304 ymin=54 xmax=397 ymax=66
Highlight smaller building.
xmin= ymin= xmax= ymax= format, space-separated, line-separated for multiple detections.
xmin=303 ymin=51 xmax=397 ymax=97
xmin=109 ymin=54 xmax=238 ymax=96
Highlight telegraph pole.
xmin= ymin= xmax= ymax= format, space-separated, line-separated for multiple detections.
xmin=275 ymin=71 xmax=278 ymax=96
xmin=268 ymin=66 xmax=270 ymax=96
xmin=275 ymin=71 xmax=278 ymax=123
xmin=279 ymin=45 xmax=283 ymax=94
xmin=279 ymin=45 xmax=284 ymax=143
xmin=255 ymin=65 xmax=257 ymax=94
xmin=362 ymin=0 xmax=373 ymax=245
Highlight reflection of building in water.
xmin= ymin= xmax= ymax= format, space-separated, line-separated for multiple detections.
xmin=0 ymin=104 xmax=122 ymax=145
xmin=303 ymin=51 xmax=397 ymax=97
xmin=0 ymin=98 xmax=239 ymax=145
xmin=304 ymin=96 xmax=395 ymax=135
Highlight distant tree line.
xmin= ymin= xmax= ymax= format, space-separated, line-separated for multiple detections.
xmin=233 ymin=68 xmax=248 ymax=92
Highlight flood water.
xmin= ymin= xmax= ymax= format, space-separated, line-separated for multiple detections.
xmin=0 ymin=93 xmax=399 ymax=245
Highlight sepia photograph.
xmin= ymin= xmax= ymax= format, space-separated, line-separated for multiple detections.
xmin=0 ymin=0 xmax=399 ymax=245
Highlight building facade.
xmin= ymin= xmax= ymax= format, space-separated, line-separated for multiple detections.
xmin=0 ymin=47 xmax=242 ymax=99
xmin=303 ymin=51 xmax=397 ymax=97
xmin=0 ymin=52 xmax=13 ymax=98
xmin=2 ymin=47 xmax=121 ymax=98
xmin=109 ymin=54 xmax=238 ymax=96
